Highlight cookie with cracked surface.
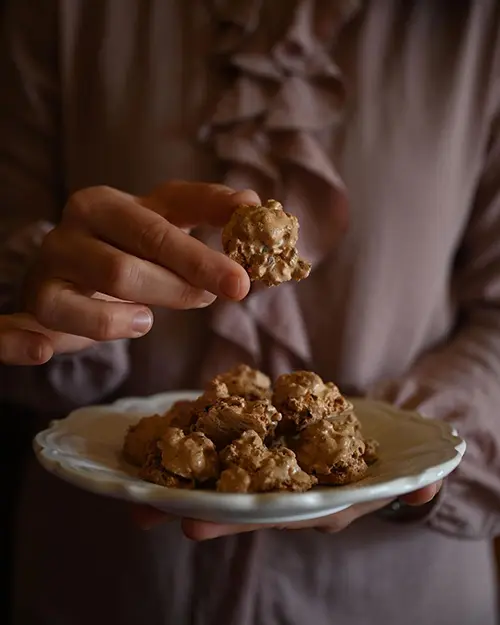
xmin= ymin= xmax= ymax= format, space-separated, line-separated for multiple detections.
xmin=158 ymin=427 xmax=220 ymax=482
xmin=194 ymin=396 xmax=282 ymax=449
xmin=222 ymin=199 xmax=311 ymax=286
xmin=123 ymin=413 xmax=171 ymax=467
xmin=295 ymin=418 xmax=368 ymax=485
xmin=273 ymin=371 xmax=353 ymax=433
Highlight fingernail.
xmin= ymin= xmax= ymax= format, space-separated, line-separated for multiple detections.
xmin=196 ymin=292 xmax=217 ymax=309
xmin=220 ymin=274 xmax=241 ymax=299
xmin=132 ymin=310 xmax=153 ymax=335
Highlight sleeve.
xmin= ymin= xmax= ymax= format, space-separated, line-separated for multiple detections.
xmin=0 ymin=0 xmax=130 ymax=415
xmin=369 ymin=113 xmax=500 ymax=540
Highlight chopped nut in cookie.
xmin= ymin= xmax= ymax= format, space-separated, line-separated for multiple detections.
xmin=273 ymin=371 xmax=353 ymax=433
xmin=194 ymin=396 xmax=282 ymax=449
xmin=158 ymin=427 xmax=220 ymax=482
xmin=295 ymin=419 xmax=368 ymax=485
xmin=222 ymin=200 xmax=311 ymax=286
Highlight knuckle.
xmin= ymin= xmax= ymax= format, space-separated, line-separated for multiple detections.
xmin=138 ymin=220 xmax=173 ymax=260
xmin=176 ymin=282 xmax=203 ymax=309
xmin=39 ymin=228 xmax=64 ymax=262
xmin=103 ymin=255 xmax=140 ymax=298
xmin=33 ymin=281 xmax=60 ymax=328
xmin=63 ymin=185 xmax=115 ymax=223
xmin=63 ymin=189 xmax=91 ymax=222
xmin=186 ymin=254 xmax=212 ymax=286
xmin=92 ymin=308 xmax=117 ymax=340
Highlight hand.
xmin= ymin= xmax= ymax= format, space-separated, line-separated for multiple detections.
xmin=24 ymin=182 xmax=258 ymax=353
xmin=131 ymin=481 xmax=442 ymax=539
xmin=0 ymin=312 xmax=99 ymax=364
xmin=0 ymin=313 xmax=54 ymax=364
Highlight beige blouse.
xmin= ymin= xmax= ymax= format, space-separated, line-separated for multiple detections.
xmin=1 ymin=1 xmax=500 ymax=624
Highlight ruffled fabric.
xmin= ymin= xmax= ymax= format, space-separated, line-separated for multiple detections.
xmin=199 ymin=0 xmax=361 ymax=382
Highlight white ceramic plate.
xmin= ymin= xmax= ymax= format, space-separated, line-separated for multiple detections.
xmin=33 ymin=391 xmax=466 ymax=524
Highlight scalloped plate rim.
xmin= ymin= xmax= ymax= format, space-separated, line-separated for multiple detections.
xmin=33 ymin=391 xmax=466 ymax=522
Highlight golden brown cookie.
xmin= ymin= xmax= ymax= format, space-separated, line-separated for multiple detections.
xmin=251 ymin=447 xmax=317 ymax=493
xmin=211 ymin=364 xmax=272 ymax=401
xmin=139 ymin=440 xmax=195 ymax=489
xmin=295 ymin=418 xmax=368 ymax=485
xmin=220 ymin=429 xmax=269 ymax=472
xmin=163 ymin=400 xmax=197 ymax=430
xmin=158 ymin=427 xmax=220 ymax=482
xmin=273 ymin=371 xmax=353 ymax=433
xmin=217 ymin=431 xmax=316 ymax=493
xmin=217 ymin=466 xmax=253 ymax=493
xmin=123 ymin=414 xmax=171 ymax=467
xmin=222 ymin=200 xmax=311 ymax=286
xmin=194 ymin=396 xmax=282 ymax=449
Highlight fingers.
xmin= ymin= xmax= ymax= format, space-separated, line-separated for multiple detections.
xmin=130 ymin=483 xmax=443 ymax=540
xmin=180 ymin=492 xmax=424 ymax=541
xmin=64 ymin=194 xmax=250 ymax=301
xmin=142 ymin=181 xmax=261 ymax=228
xmin=43 ymin=233 xmax=219 ymax=309
xmin=400 ymin=481 xmax=442 ymax=506
xmin=180 ymin=503 xmax=366 ymax=541
xmin=0 ymin=327 xmax=53 ymax=365
xmin=30 ymin=279 xmax=155 ymax=341
xmin=313 ymin=498 xmax=394 ymax=534
xmin=181 ymin=519 xmax=264 ymax=541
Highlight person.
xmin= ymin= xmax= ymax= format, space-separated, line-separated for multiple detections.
xmin=1 ymin=1 xmax=499 ymax=624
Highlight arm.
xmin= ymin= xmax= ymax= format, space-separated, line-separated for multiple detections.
xmin=0 ymin=0 xmax=130 ymax=414
xmin=369 ymin=114 xmax=500 ymax=540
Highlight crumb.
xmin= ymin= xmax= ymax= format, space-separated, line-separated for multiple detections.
xmin=363 ymin=438 xmax=379 ymax=465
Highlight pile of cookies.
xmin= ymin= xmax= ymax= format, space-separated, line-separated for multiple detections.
xmin=123 ymin=365 xmax=379 ymax=493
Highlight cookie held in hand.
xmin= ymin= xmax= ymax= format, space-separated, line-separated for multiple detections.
xmin=222 ymin=200 xmax=311 ymax=286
